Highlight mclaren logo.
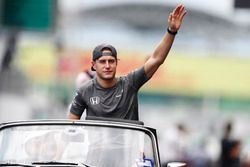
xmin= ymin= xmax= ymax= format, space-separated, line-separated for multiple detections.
xmin=90 ymin=96 xmax=100 ymax=105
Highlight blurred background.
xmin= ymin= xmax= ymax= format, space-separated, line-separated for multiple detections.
xmin=1 ymin=0 xmax=250 ymax=166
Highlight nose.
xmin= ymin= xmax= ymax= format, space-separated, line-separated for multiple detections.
xmin=104 ymin=61 xmax=111 ymax=68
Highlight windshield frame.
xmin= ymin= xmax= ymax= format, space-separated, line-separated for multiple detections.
xmin=0 ymin=119 xmax=160 ymax=167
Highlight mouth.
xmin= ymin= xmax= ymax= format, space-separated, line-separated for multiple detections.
xmin=103 ymin=71 xmax=112 ymax=74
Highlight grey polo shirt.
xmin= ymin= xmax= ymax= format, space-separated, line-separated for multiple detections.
xmin=70 ymin=66 xmax=149 ymax=120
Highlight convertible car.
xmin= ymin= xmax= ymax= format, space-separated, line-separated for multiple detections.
xmin=0 ymin=117 xmax=185 ymax=167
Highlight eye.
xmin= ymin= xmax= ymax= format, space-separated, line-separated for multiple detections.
xmin=98 ymin=59 xmax=116 ymax=64
xmin=108 ymin=59 xmax=116 ymax=64
xmin=98 ymin=60 xmax=106 ymax=64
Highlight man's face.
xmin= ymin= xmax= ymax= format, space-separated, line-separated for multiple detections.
xmin=92 ymin=50 xmax=117 ymax=80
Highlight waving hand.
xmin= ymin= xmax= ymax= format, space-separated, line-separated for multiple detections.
xmin=168 ymin=4 xmax=187 ymax=32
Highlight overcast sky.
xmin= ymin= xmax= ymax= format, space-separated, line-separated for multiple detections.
xmin=60 ymin=0 xmax=250 ymax=25
xmin=60 ymin=0 xmax=233 ymax=15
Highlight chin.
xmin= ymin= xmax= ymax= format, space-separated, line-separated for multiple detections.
xmin=103 ymin=76 xmax=115 ymax=80
xmin=103 ymin=73 xmax=116 ymax=80
xmin=98 ymin=71 xmax=116 ymax=80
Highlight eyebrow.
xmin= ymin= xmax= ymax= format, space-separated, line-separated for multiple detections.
xmin=98 ymin=58 xmax=116 ymax=61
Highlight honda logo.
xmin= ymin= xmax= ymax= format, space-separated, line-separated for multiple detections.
xmin=90 ymin=96 xmax=100 ymax=105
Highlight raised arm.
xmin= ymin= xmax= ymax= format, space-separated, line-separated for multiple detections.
xmin=144 ymin=4 xmax=186 ymax=78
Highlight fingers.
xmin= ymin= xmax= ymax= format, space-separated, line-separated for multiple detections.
xmin=168 ymin=4 xmax=186 ymax=30
xmin=179 ymin=5 xmax=187 ymax=19
xmin=173 ymin=4 xmax=182 ymax=15
xmin=173 ymin=4 xmax=186 ymax=19
xmin=180 ymin=10 xmax=187 ymax=22
xmin=168 ymin=4 xmax=187 ymax=24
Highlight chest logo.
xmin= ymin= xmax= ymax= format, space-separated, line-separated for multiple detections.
xmin=116 ymin=89 xmax=123 ymax=98
xmin=90 ymin=96 xmax=100 ymax=105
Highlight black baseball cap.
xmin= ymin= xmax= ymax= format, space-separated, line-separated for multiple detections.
xmin=91 ymin=44 xmax=117 ymax=71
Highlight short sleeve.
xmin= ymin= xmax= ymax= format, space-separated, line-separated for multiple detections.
xmin=127 ymin=66 xmax=149 ymax=90
xmin=69 ymin=89 xmax=86 ymax=117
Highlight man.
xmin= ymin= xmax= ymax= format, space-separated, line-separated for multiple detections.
xmin=68 ymin=4 xmax=186 ymax=120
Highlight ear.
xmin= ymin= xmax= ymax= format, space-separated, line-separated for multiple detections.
xmin=91 ymin=61 xmax=96 ymax=70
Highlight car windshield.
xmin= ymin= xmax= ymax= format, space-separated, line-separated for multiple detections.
xmin=0 ymin=123 xmax=155 ymax=167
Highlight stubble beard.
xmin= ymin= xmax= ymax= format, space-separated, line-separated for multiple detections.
xmin=98 ymin=71 xmax=116 ymax=82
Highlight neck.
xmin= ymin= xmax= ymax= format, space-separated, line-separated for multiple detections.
xmin=96 ymin=77 xmax=117 ymax=88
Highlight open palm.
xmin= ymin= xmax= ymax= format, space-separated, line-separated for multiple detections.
xmin=168 ymin=4 xmax=187 ymax=32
